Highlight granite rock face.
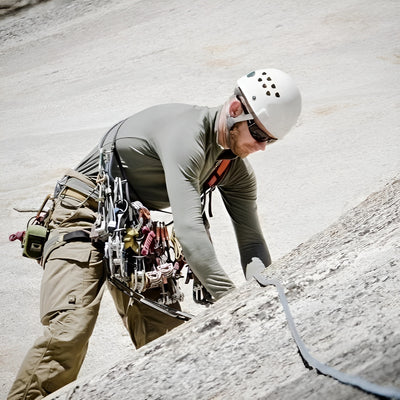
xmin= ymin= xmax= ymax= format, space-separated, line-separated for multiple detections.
xmin=0 ymin=0 xmax=48 ymax=16
xmin=48 ymin=179 xmax=400 ymax=399
xmin=1 ymin=0 xmax=398 ymax=398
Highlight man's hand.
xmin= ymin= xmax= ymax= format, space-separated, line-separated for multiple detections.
xmin=192 ymin=275 xmax=215 ymax=305
xmin=245 ymin=258 xmax=265 ymax=280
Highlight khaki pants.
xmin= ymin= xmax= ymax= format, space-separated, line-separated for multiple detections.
xmin=8 ymin=194 xmax=184 ymax=400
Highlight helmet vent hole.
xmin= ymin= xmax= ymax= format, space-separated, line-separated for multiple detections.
xmin=262 ymin=84 xmax=267 ymax=88
xmin=271 ymin=84 xmax=276 ymax=88
xmin=262 ymin=72 xmax=267 ymax=75
xmin=275 ymin=92 xmax=280 ymax=97
xmin=266 ymin=91 xmax=271 ymax=96
xmin=252 ymin=96 xmax=257 ymax=100
xmin=267 ymin=77 xmax=272 ymax=81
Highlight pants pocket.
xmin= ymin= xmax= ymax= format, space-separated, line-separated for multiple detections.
xmin=40 ymin=241 xmax=105 ymax=324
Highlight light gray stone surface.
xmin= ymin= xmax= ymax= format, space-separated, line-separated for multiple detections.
xmin=0 ymin=0 xmax=48 ymax=16
xmin=0 ymin=0 xmax=399 ymax=398
xmin=48 ymin=178 xmax=400 ymax=399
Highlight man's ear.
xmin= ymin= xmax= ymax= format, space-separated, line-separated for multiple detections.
xmin=228 ymin=99 xmax=243 ymax=118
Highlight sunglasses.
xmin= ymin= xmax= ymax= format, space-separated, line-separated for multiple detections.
xmin=247 ymin=120 xmax=277 ymax=143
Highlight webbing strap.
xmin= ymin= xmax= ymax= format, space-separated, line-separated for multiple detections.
xmin=63 ymin=230 xmax=91 ymax=242
xmin=108 ymin=276 xmax=194 ymax=321
xmin=202 ymin=159 xmax=233 ymax=218
xmin=64 ymin=168 xmax=97 ymax=189
xmin=206 ymin=159 xmax=232 ymax=188
xmin=253 ymin=273 xmax=400 ymax=399
xmin=106 ymin=120 xmax=152 ymax=208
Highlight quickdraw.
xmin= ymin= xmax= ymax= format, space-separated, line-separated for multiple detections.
xmin=91 ymin=132 xmax=188 ymax=308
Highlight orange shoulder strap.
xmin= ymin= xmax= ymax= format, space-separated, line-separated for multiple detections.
xmin=204 ymin=159 xmax=232 ymax=190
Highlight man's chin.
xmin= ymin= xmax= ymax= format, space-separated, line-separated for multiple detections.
xmin=230 ymin=146 xmax=248 ymax=159
xmin=236 ymin=150 xmax=250 ymax=159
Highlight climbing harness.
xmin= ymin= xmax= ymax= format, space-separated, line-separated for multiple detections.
xmin=92 ymin=126 xmax=236 ymax=310
xmin=253 ymin=273 xmax=400 ymax=399
xmin=91 ymin=123 xmax=192 ymax=320
xmin=9 ymin=125 xmax=237 ymax=316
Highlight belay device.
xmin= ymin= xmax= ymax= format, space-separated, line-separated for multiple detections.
xmin=91 ymin=136 xmax=193 ymax=321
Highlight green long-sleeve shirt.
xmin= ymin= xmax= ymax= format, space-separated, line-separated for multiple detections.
xmin=76 ymin=103 xmax=270 ymax=299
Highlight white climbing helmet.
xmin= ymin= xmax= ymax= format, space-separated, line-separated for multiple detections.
xmin=236 ymin=68 xmax=302 ymax=140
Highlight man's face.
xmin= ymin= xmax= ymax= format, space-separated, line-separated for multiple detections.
xmin=229 ymin=121 xmax=270 ymax=158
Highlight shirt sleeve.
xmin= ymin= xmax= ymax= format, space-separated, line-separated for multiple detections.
xmin=156 ymin=137 xmax=235 ymax=300
xmin=218 ymin=158 xmax=271 ymax=276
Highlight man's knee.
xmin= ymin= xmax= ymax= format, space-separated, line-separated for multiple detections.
xmin=7 ymin=309 xmax=94 ymax=400
xmin=46 ymin=308 xmax=98 ymax=351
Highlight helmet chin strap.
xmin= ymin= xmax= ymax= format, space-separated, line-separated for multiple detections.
xmin=225 ymin=126 xmax=231 ymax=148
xmin=226 ymin=112 xmax=253 ymax=130
xmin=225 ymin=112 xmax=254 ymax=147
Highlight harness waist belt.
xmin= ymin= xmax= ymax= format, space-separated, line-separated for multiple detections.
xmin=63 ymin=230 xmax=91 ymax=242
